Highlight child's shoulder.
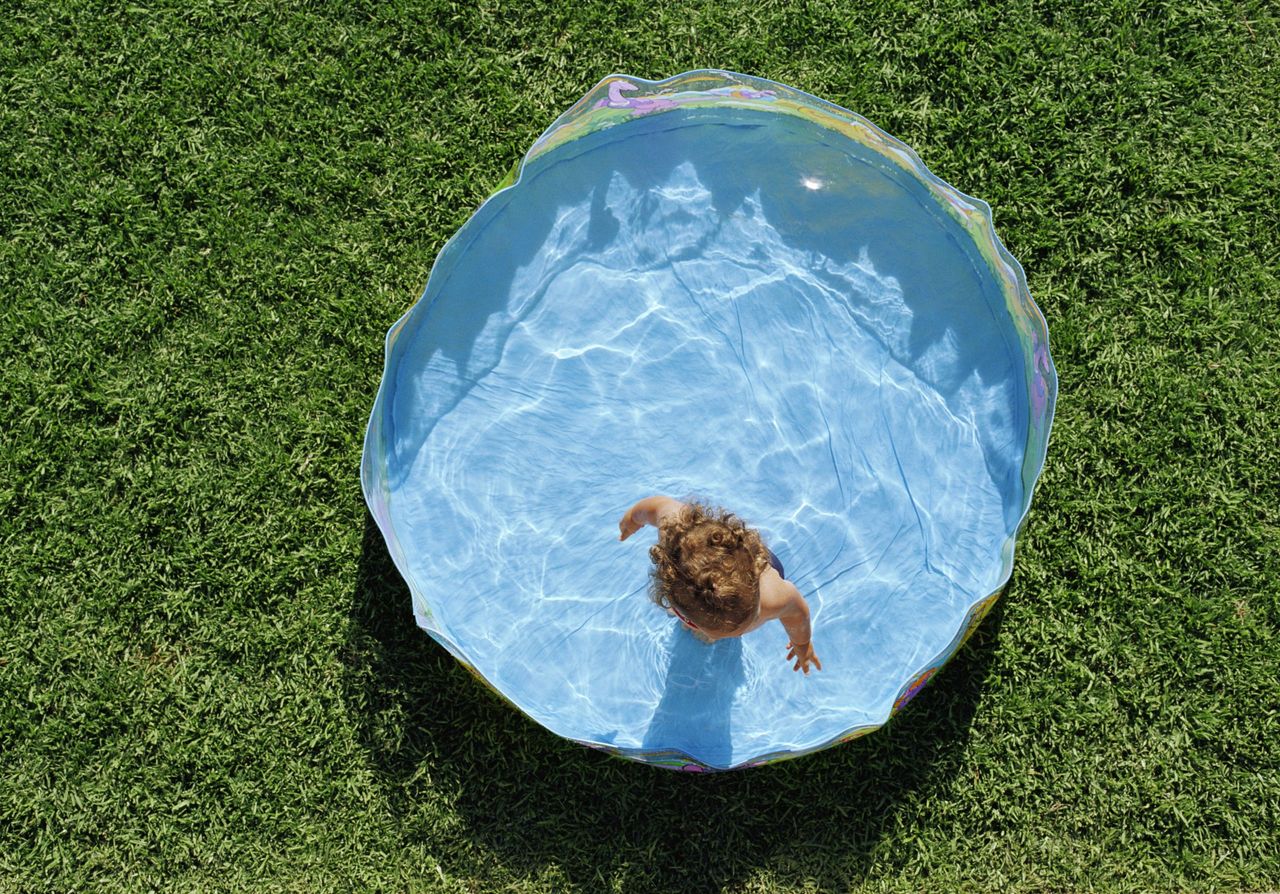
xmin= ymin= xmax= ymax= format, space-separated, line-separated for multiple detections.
xmin=757 ymin=565 xmax=800 ymax=620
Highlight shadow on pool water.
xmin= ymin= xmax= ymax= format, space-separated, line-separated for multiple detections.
xmin=345 ymin=512 xmax=1008 ymax=890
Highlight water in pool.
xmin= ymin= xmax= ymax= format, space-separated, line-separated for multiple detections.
xmin=381 ymin=107 xmax=1027 ymax=768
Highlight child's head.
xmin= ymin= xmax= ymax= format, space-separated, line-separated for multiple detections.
xmin=648 ymin=502 xmax=771 ymax=638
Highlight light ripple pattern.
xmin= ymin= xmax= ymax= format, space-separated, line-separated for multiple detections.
xmin=365 ymin=78 xmax=1053 ymax=770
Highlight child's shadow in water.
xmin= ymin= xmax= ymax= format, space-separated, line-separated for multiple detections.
xmin=642 ymin=628 xmax=745 ymax=768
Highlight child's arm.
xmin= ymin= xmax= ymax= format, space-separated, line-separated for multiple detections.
xmin=778 ymin=587 xmax=822 ymax=674
xmin=618 ymin=495 xmax=685 ymax=541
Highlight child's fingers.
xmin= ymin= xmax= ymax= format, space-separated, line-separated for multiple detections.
xmin=618 ymin=513 xmax=645 ymax=540
xmin=786 ymin=644 xmax=820 ymax=674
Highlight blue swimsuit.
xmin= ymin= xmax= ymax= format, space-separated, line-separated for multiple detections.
xmin=765 ymin=547 xmax=785 ymax=579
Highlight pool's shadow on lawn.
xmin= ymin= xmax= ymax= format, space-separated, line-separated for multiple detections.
xmin=347 ymin=512 xmax=1007 ymax=892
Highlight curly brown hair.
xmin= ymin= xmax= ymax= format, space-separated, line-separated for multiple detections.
xmin=648 ymin=501 xmax=772 ymax=632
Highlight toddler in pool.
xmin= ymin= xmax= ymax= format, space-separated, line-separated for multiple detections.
xmin=618 ymin=496 xmax=821 ymax=674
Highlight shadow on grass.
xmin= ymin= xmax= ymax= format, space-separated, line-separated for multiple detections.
xmin=346 ymin=512 xmax=1006 ymax=892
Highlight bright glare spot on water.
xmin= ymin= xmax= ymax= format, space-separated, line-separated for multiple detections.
xmin=801 ymin=176 xmax=824 ymax=190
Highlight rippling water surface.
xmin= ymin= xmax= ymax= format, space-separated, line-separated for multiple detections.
xmin=382 ymin=109 xmax=1028 ymax=767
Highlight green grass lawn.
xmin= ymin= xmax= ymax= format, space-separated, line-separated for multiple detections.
xmin=3 ymin=0 xmax=1278 ymax=890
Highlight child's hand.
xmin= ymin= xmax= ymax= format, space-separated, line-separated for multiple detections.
xmin=618 ymin=509 xmax=643 ymax=541
xmin=786 ymin=641 xmax=822 ymax=674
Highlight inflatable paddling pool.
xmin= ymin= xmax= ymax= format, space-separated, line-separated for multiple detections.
xmin=361 ymin=71 xmax=1056 ymax=771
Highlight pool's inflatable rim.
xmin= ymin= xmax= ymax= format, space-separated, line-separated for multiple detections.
xmin=361 ymin=70 xmax=1058 ymax=772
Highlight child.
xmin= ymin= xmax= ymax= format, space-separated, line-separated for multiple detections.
xmin=618 ymin=495 xmax=822 ymax=674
